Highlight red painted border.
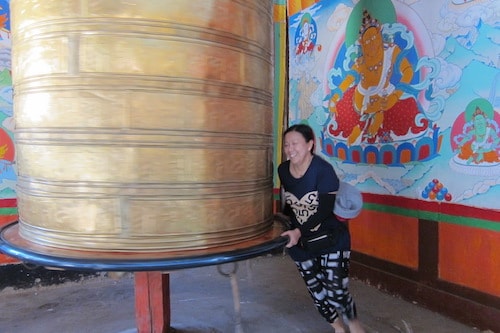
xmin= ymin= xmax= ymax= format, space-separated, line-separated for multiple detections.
xmin=0 ymin=199 xmax=17 ymax=208
xmin=362 ymin=193 xmax=500 ymax=222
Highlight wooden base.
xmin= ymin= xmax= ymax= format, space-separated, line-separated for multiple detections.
xmin=135 ymin=272 xmax=171 ymax=333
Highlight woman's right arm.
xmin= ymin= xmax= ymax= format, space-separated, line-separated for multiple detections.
xmin=281 ymin=228 xmax=302 ymax=248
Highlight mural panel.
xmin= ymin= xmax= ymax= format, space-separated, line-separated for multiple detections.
xmin=0 ymin=0 xmax=14 ymax=203
xmin=288 ymin=0 xmax=499 ymax=211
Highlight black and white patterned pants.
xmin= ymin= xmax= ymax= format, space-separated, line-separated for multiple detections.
xmin=295 ymin=251 xmax=357 ymax=323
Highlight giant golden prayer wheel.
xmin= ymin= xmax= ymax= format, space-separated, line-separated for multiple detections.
xmin=11 ymin=0 xmax=275 ymax=253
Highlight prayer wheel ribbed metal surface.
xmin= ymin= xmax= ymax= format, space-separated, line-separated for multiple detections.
xmin=12 ymin=0 xmax=274 ymax=252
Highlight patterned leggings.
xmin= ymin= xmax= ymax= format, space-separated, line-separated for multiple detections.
xmin=295 ymin=251 xmax=357 ymax=323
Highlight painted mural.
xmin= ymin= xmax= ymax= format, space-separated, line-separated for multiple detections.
xmin=288 ymin=0 xmax=499 ymax=210
xmin=0 ymin=0 xmax=14 ymax=203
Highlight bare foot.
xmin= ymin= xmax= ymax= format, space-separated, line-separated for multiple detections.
xmin=347 ymin=318 xmax=366 ymax=333
xmin=330 ymin=318 xmax=347 ymax=333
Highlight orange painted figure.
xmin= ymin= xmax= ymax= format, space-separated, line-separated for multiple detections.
xmin=328 ymin=9 xmax=428 ymax=145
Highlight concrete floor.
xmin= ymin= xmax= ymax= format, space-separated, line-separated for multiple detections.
xmin=0 ymin=254 xmax=487 ymax=333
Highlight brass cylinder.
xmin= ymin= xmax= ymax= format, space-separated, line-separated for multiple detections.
xmin=12 ymin=0 xmax=274 ymax=252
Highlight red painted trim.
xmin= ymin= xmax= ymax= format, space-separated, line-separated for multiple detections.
xmin=0 ymin=199 xmax=17 ymax=208
xmin=0 ymin=215 xmax=17 ymax=224
xmin=0 ymin=253 xmax=19 ymax=264
xmin=363 ymin=193 xmax=500 ymax=222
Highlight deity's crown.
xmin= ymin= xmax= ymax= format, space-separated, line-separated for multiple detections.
xmin=359 ymin=9 xmax=380 ymax=35
xmin=473 ymin=107 xmax=486 ymax=119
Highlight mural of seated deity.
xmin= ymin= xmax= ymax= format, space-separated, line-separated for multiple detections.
xmin=450 ymin=98 xmax=500 ymax=176
xmin=321 ymin=0 xmax=441 ymax=166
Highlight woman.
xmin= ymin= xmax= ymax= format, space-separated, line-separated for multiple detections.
xmin=278 ymin=124 xmax=365 ymax=333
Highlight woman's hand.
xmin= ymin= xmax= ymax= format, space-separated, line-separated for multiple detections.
xmin=281 ymin=228 xmax=302 ymax=248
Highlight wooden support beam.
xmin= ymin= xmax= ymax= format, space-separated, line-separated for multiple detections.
xmin=134 ymin=272 xmax=171 ymax=333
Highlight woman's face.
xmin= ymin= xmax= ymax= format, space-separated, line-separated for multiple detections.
xmin=284 ymin=131 xmax=313 ymax=165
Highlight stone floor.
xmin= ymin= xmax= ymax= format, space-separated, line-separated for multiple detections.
xmin=0 ymin=254 xmax=491 ymax=333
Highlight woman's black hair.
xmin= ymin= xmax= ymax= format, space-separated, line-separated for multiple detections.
xmin=284 ymin=124 xmax=315 ymax=154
